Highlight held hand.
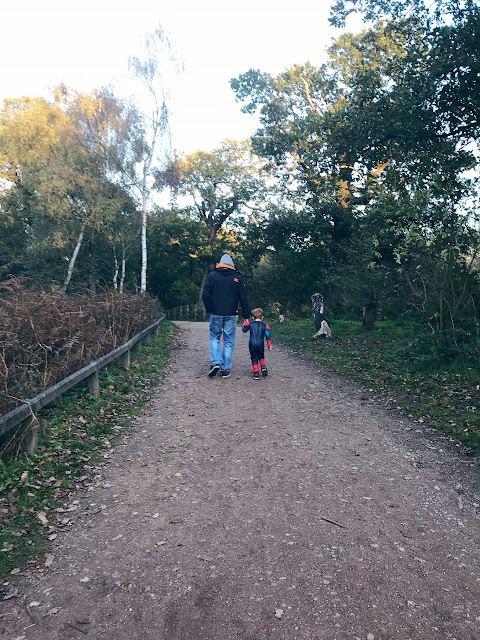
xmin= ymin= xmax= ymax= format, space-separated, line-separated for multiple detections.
xmin=268 ymin=346 xmax=272 ymax=351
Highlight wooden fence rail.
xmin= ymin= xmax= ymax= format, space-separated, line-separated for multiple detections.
xmin=166 ymin=304 xmax=208 ymax=321
xmin=0 ymin=315 xmax=165 ymax=454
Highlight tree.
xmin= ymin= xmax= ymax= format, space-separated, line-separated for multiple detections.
xmin=163 ymin=139 xmax=267 ymax=250
xmin=329 ymin=0 xmax=479 ymax=27
xmin=231 ymin=17 xmax=479 ymax=328
xmin=125 ymin=26 xmax=183 ymax=292
xmin=147 ymin=209 xmax=210 ymax=308
xmin=0 ymin=91 xmax=137 ymax=292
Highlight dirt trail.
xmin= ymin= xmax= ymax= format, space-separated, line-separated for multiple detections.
xmin=2 ymin=321 xmax=480 ymax=640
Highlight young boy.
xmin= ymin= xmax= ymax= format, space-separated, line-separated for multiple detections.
xmin=242 ymin=308 xmax=272 ymax=380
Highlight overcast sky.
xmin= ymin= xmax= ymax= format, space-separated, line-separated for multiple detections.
xmin=2 ymin=0 xmax=362 ymax=154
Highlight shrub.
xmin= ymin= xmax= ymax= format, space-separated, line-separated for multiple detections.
xmin=0 ymin=289 xmax=161 ymax=416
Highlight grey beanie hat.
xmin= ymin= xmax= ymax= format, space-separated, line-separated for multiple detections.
xmin=219 ymin=253 xmax=234 ymax=267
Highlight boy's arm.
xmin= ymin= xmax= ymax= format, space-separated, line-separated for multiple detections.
xmin=242 ymin=319 xmax=250 ymax=333
xmin=265 ymin=324 xmax=272 ymax=349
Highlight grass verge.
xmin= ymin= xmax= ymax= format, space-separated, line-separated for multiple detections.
xmin=0 ymin=321 xmax=178 ymax=582
xmin=271 ymin=318 xmax=480 ymax=455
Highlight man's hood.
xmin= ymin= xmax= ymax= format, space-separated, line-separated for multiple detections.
xmin=215 ymin=264 xmax=238 ymax=275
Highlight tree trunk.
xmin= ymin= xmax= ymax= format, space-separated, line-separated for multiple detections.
xmin=311 ymin=293 xmax=334 ymax=338
xmin=62 ymin=220 xmax=86 ymax=293
xmin=140 ymin=192 xmax=148 ymax=292
xmin=198 ymin=267 xmax=209 ymax=307
xmin=120 ymin=242 xmax=126 ymax=295
xmin=314 ymin=320 xmax=333 ymax=339
xmin=312 ymin=293 xmax=326 ymax=331
xmin=113 ymin=247 xmax=119 ymax=290
xmin=363 ymin=301 xmax=379 ymax=330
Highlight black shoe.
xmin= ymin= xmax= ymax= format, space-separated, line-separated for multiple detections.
xmin=220 ymin=369 xmax=231 ymax=378
xmin=253 ymin=371 xmax=260 ymax=380
xmin=261 ymin=366 xmax=268 ymax=377
xmin=208 ymin=364 xmax=221 ymax=377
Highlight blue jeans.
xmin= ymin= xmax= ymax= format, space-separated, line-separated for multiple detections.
xmin=209 ymin=315 xmax=237 ymax=371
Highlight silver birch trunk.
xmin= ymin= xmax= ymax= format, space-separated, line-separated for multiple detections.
xmin=140 ymin=193 xmax=148 ymax=292
xmin=62 ymin=220 xmax=86 ymax=293
xmin=120 ymin=242 xmax=126 ymax=294
xmin=113 ymin=247 xmax=119 ymax=290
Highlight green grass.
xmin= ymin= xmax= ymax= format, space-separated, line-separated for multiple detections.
xmin=272 ymin=318 xmax=480 ymax=455
xmin=0 ymin=321 xmax=178 ymax=582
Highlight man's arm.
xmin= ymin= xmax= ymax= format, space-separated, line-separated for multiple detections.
xmin=202 ymin=273 xmax=212 ymax=313
xmin=238 ymin=276 xmax=250 ymax=319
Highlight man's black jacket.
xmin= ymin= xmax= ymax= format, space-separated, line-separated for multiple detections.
xmin=202 ymin=264 xmax=250 ymax=318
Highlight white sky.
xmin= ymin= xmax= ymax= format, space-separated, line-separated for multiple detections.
xmin=1 ymin=0 xmax=362 ymax=155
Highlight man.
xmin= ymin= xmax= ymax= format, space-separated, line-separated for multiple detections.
xmin=202 ymin=253 xmax=250 ymax=378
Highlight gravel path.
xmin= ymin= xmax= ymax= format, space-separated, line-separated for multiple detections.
xmin=2 ymin=321 xmax=480 ymax=640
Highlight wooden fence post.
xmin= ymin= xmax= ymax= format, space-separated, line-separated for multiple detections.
xmin=121 ymin=349 xmax=131 ymax=370
xmin=21 ymin=417 xmax=38 ymax=455
xmin=88 ymin=370 xmax=100 ymax=397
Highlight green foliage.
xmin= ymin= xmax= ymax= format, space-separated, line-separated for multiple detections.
xmin=231 ymin=13 xmax=480 ymax=333
xmin=0 ymin=322 xmax=178 ymax=580
xmin=163 ymin=140 xmax=267 ymax=250
xmin=0 ymin=89 xmax=143 ymax=292
xmin=328 ymin=0 xmax=479 ymax=28
xmin=147 ymin=209 xmax=211 ymax=307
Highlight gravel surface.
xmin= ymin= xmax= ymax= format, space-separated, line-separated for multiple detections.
xmin=2 ymin=321 xmax=480 ymax=640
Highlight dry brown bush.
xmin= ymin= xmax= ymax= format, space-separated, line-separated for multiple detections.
xmin=0 ymin=289 xmax=160 ymax=416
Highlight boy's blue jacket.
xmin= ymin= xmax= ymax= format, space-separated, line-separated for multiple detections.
xmin=202 ymin=264 xmax=250 ymax=318
xmin=242 ymin=320 xmax=272 ymax=348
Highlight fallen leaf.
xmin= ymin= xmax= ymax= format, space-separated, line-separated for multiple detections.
xmin=79 ymin=576 xmax=90 ymax=583
xmin=45 ymin=553 xmax=55 ymax=567
xmin=10 ymin=568 xmax=21 ymax=575
xmin=21 ymin=471 xmax=29 ymax=483
xmin=152 ymin=513 xmax=159 ymax=519
xmin=37 ymin=511 xmax=48 ymax=526
xmin=275 ymin=609 xmax=284 ymax=619
xmin=28 ymin=601 xmax=40 ymax=607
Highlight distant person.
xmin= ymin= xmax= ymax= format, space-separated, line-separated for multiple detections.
xmin=242 ymin=308 xmax=272 ymax=380
xmin=202 ymin=253 xmax=250 ymax=378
